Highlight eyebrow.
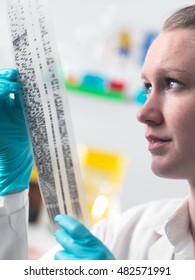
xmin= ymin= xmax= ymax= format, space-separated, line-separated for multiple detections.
xmin=141 ymin=68 xmax=190 ymax=80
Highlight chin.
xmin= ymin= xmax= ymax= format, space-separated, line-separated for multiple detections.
xmin=151 ymin=163 xmax=182 ymax=180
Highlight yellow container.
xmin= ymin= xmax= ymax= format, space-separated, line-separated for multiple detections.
xmin=80 ymin=146 xmax=126 ymax=224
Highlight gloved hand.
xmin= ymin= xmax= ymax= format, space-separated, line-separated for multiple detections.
xmin=54 ymin=214 xmax=115 ymax=260
xmin=0 ymin=68 xmax=33 ymax=196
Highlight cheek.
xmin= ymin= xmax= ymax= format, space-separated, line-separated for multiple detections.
xmin=167 ymin=102 xmax=195 ymax=147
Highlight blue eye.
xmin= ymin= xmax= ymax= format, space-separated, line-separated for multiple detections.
xmin=165 ymin=77 xmax=183 ymax=89
xmin=169 ymin=81 xmax=178 ymax=88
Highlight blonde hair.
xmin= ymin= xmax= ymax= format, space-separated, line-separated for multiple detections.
xmin=163 ymin=5 xmax=195 ymax=31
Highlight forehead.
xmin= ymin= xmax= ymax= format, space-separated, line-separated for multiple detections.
xmin=142 ymin=29 xmax=195 ymax=77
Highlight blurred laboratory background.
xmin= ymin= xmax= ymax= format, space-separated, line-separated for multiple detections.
xmin=0 ymin=0 xmax=193 ymax=258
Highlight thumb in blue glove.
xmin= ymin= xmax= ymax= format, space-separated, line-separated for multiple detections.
xmin=54 ymin=214 xmax=115 ymax=260
xmin=0 ymin=68 xmax=33 ymax=195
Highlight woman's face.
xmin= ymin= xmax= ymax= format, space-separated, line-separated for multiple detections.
xmin=137 ymin=28 xmax=195 ymax=184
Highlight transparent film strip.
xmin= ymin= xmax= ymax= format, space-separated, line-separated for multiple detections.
xmin=7 ymin=0 xmax=90 ymax=231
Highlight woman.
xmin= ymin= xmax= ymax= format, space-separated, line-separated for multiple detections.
xmin=0 ymin=5 xmax=195 ymax=260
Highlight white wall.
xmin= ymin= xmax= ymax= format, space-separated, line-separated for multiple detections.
xmin=0 ymin=0 xmax=193 ymax=212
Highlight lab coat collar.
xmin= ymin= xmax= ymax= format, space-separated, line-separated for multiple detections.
xmin=165 ymin=198 xmax=195 ymax=259
xmin=148 ymin=234 xmax=174 ymax=259
xmin=147 ymin=198 xmax=185 ymax=236
xmin=148 ymin=197 xmax=195 ymax=259
xmin=145 ymin=199 xmax=183 ymax=259
xmin=165 ymin=198 xmax=189 ymax=247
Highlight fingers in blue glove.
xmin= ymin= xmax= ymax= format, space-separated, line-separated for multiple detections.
xmin=0 ymin=68 xmax=22 ymax=111
xmin=0 ymin=79 xmax=21 ymax=97
xmin=54 ymin=250 xmax=79 ymax=260
xmin=55 ymin=249 xmax=98 ymax=260
xmin=55 ymin=214 xmax=91 ymax=240
xmin=54 ymin=214 xmax=115 ymax=260
xmin=0 ymin=68 xmax=18 ymax=80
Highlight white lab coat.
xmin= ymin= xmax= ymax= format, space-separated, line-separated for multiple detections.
xmin=0 ymin=190 xmax=194 ymax=260
xmin=0 ymin=190 xmax=29 ymax=260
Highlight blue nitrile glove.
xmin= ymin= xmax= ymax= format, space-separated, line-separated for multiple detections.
xmin=54 ymin=214 xmax=115 ymax=260
xmin=0 ymin=68 xmax=33 ymax=196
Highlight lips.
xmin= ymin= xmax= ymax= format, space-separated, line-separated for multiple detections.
xmin=146 ymin=135 xmax=172 ymax=152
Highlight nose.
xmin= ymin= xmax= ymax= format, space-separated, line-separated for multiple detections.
xmin=136 ymin=94 xmax=163 ymax=126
